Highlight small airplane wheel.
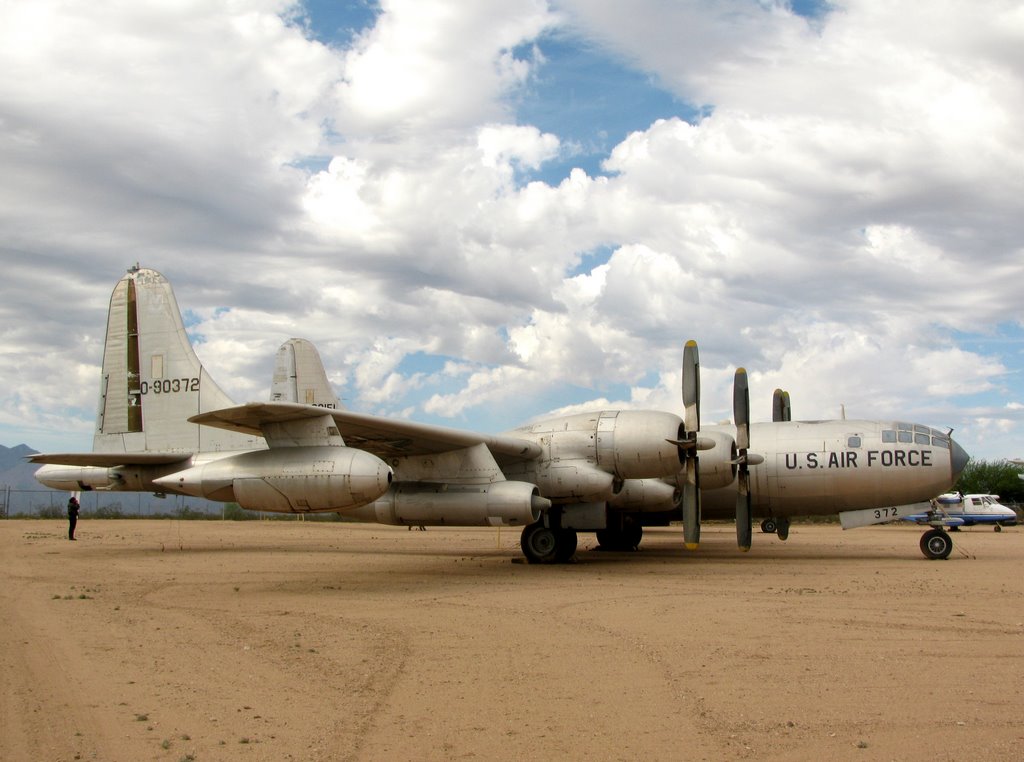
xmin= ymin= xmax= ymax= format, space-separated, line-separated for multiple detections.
xmin=920 ymin=528 xmax=953 ymax=560
xmin=994 ymin=525 xmax=1002 ymax=532
xmin=760 ymin=518 xmax=777 ymax=534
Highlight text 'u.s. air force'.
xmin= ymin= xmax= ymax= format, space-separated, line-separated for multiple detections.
xmin=784 ymin=450 xmax=933 ymax=470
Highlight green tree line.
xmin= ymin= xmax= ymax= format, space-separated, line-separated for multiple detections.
xmin=954 ymin=459 xmax=1024 ymax=503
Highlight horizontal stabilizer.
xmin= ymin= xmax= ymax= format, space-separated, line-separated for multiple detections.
xmin=190 ymin=402 xmax=542 ymax=460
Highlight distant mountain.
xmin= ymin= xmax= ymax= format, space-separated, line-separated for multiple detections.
xmin=0 ymin=444 xmax=45 ymax=490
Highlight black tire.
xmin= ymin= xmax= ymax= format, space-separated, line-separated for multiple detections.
xmin=554 ymin=529 xmax=578 ymax=563
xmin=994 ymin=524 xmax=1002 ymax=533
xmin=521 ymin=522 xmax=559 ymax=564
xmin=920 ymin=528 xmax=953 ymax=560
xmin=776 ymin=517 xmax=790 ymax=541
xmin=761 ymin=518 xmax=777 ymax=534
xmin=595 ymin=525 xmax=642 ymax=551
xmin=623 ymin=524 xmax=642 ymax=550
xmin=595 ymin=528 xmax=614 ymax=549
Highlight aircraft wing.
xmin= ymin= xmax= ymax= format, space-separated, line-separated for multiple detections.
xmin=189 ymin=402 xmax=542 ymax=461
xmin=28 ymin=452 xmax=192 ymax=467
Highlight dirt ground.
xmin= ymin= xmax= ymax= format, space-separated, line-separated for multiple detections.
xmin=1 ymin=519 xmax=1022 ymax=762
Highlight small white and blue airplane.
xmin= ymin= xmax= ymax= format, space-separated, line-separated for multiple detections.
xmin=905 ymin=493 xmax=1018 ymax=531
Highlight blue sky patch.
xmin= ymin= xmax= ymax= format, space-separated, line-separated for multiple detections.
xmin=396 ymin=350 xmax=460 ymax=377
xmin=514 ymin=30 xmax=697 ymax=184
xmin=953 ymin=322 xmax=1024 ymax=402
xmin=298 ymin=0 xmax=379 ymax=47
xmin=568 ymin=244 xmax=615 ymax=277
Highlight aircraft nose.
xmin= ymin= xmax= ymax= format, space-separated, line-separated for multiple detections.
xmin=949 ymin=437 xmax=970 ymax=480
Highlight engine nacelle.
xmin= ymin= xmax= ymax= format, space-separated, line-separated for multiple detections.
xmin=531 ymin=462 xmax=621 ymax=502
xmin=515 ymin=410 xmax=684 ymax=484
xmin=153 ymin=446 xmax=392 ymax=513
xmin=695 ymin=430 xmax=738 ymax=490
xmin=355 ymin=481 xmax=549 ymax=527
xmin=593 ymin=410 xmax=685 ymax=479
xmin=609 ymin=478 xmax=678 ymax=511
xmin=35 ymin=464 xmax=120 ymax=491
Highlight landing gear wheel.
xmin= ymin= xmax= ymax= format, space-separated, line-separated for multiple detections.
xmin=521 ymin=523 xmax=577 ymax=564
xmin=761 ymin=518 xmax=777 ymax=534
xmin=776 ymin=517 xmax=790 ymax=541
xmin=994 ymin=525 xmax=1002 ymax=532
xmin=521 ymin=522 xmax=558 ymax=564
xmin=920 ymin=528 xmax=953 ymax=560
xmin=623 ymin=524 xmax=642 ymax=550
xmin=554 ymin=529 xmax=578 ymax=563
xmin=595 ymin=525 xmax=643 ymax=551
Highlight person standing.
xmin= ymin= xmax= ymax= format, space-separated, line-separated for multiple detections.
xmin=67 ymin=496 xmax=79 ymax=541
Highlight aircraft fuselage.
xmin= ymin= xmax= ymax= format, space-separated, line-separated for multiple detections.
xmin=701 ymin=419 xmax=964 ymax=518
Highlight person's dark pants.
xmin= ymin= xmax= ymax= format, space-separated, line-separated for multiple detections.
xmin=69 ymin=517 xmax=77 ymax=540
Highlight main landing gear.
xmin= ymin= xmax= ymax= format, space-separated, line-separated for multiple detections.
xmin=521 ymin=521 xmax=578 ymax=564
xmin=520 ymin=514 xmax=643 ymax=563
xmin=595 ymin=525 xmax=643 ymax=552
xmin=760 ymin=517 xmax=790 ymax=541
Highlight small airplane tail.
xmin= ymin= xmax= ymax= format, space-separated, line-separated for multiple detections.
xmin=270 ymin=338 xmax=343 ymax=410
xmin=92 ymin=265 xmax=260 ymax=455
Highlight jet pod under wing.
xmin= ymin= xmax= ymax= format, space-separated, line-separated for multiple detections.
xmin=189 ymin=402 xmax=543 ymax=461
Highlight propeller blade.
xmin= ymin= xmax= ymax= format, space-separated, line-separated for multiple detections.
xmin=734 ymin=367 xmax=753 ymax=551
xmin=680 ymin=340 xmax=701 ymax=550
xmin=733 ymin=367 xmax=750 ymax=451
xmin=736 ymin=478 xmax=753 ymax=551
xmin=682 ymin=460 xmax=700 ymax=550
xmin=772 ymin=388 xmax=791 ymax=422
xmin=682 ymin=340 xmax=700 ymax=433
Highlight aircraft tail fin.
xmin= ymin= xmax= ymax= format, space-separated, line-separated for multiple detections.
xmin=92 ymin=265 xmax=261 ymax=455
xmin=270 ymin=338 xmax=343 ymax=410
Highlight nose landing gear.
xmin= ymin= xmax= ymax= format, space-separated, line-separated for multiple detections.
xmin=920 ymin=528 xmax=954 ymax=560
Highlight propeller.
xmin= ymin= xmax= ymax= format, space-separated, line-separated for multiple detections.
xmin=681 ymin=340 xmax=701 ymax=550
xmin=675 ymin=341 xmax=764 ymax=553
xmin=772 ymin=388 xmax=791 ymax=422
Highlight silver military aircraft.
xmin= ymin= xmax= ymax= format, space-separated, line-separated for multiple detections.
xmin=276 ymin=338 xmax=976 ymax=560
xmin=34 ymin=266 xmax=969 ymax=562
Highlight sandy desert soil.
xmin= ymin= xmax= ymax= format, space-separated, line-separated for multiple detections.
xmin=1 ymin=518 xmax=1022 ymax=762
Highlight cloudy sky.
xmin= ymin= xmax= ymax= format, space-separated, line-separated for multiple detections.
xmin=1 ymin=0 xmax=1022 ymax=462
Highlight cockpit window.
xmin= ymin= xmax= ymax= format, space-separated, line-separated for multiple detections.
xmin=887 ymin=424 xmax=950 ymax=446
